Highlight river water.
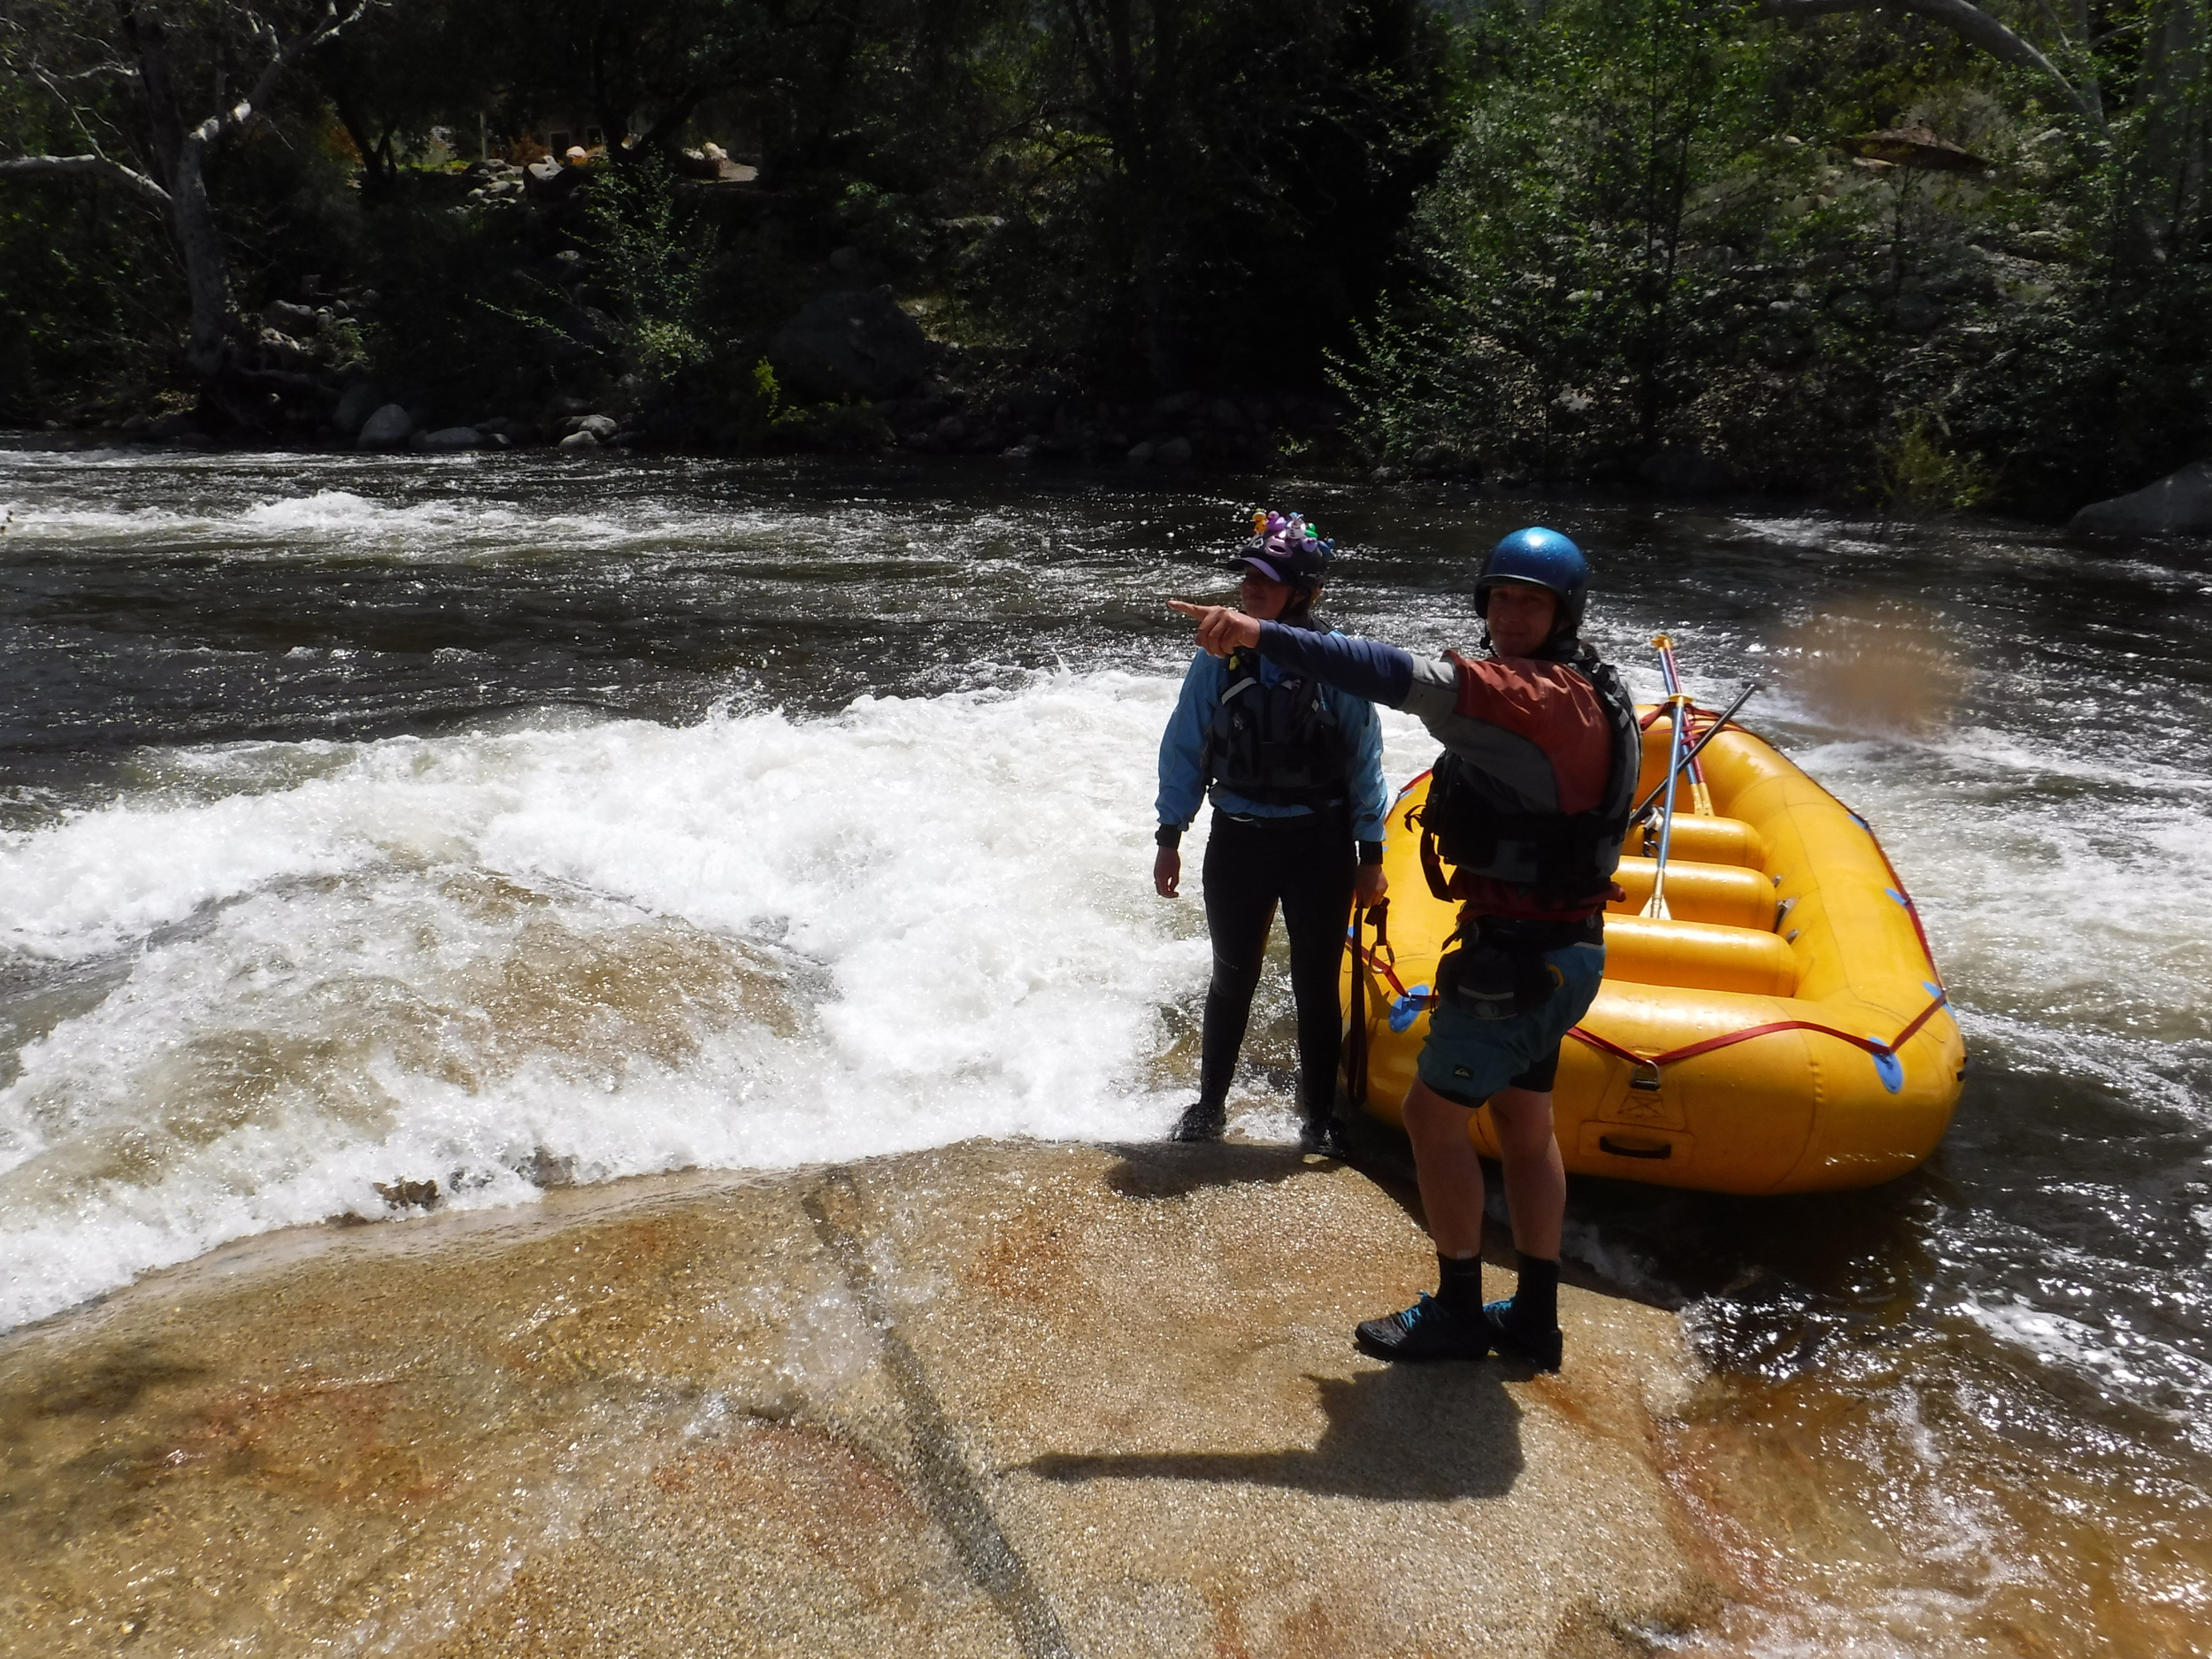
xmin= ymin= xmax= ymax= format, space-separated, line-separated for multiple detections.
xmin=3 ymin=443 xmax=2208 ymax=1653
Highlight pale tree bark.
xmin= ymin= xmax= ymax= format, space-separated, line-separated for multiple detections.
xmin=0 ymin=152 xmax=171 ymax=206
xmin=1754 ymin=0 xmax=2102 ymax=126
xmin=2 ymin=1 xmax=381 ymax=405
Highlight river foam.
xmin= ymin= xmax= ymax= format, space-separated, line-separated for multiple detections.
xmin=0 ymin=672 xmax=1259 ymax=1331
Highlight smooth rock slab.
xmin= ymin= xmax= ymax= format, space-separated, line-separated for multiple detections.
xmin=0 ymin=1141 xmax=1718 ymax=1658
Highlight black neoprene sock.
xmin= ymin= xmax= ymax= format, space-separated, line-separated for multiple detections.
xmin=1436 ymin=1252 xmax=1485 ymax=1317
xmin=1509 ymin=1255 xmax=1561 ymax=1332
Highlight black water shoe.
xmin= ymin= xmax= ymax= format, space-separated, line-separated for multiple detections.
xmin=1354 ymin=1294 xmax=1490 ymax=1362
xmin=1483 ymin=1299 xmax=1564 ymax=1372
xmin=1170 ymin=1101 xmax=1226 ymax=1142
xmin=1299 ymin=1116 xmax=1352 ymax=1160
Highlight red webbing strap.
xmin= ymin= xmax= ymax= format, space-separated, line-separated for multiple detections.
xmin=1348 ymin=938 xmax=1414 ymax=1001
xmin=1840 ymin=797 xmax=1945 ymax=987
xmin=1567 ymin=989 xmax=1949 ymax=1071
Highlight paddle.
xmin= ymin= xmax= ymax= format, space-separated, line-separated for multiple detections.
xmin=1640 ymin=691 xmax=1690 ymax=920
xmin=1653 ymin=635 xmax=1714 ymax=816
xmin=1629 ymin=680 xmax=1763 ymax=826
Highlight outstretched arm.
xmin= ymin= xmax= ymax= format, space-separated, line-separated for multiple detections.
xmin=1165 ymin=601 xmax=1416 ymax=707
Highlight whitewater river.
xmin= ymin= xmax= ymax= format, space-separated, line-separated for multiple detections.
xmin=3 ymin=442 xmax=2208 ymax=1653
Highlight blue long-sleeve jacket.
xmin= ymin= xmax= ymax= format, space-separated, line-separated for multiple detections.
xmin=1156 ymin=640 xmax=1388 ymax=843
xmin=1251 ymin=623 xmax=1417 ymax=707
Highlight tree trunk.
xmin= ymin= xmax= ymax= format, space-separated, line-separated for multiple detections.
xmin=170 ymin=134 xmax=234 ymax=382
xmin=0 ymin=2 xmax=376 ymax=424
xmin=124 ymin=7 xmax=237 ymax=387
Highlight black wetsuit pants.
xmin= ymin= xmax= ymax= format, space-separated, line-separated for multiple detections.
xmin=1197 ymin=809 xmax=1356 ymax=1122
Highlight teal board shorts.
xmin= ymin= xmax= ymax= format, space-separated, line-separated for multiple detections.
xmin=1416 ymin=938 xmax=1607 ymax=1107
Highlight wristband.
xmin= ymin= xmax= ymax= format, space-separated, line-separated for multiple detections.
xmin=1357 ymin=840 xmax=1385 ymax=866
xmin=1156 ymin=824 xmax=1183 ymax=849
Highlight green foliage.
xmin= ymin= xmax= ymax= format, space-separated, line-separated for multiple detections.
xmin=1878 ymin=409 xmax=1991 ymax=516
xmin=1337 ymin=0 xmax=2212 ymax=509
xmin=4 ymin=0 xmax=2205 ymax=511
xmin=1339 ymin=0 xmax=1800 ymax=472
xmin=0 ymin=180 xmax=182 ymax=420
xmin=579 ymin=157 xmax=713 ymax=380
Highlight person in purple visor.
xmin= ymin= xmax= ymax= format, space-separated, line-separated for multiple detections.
xmin=1153 ymin=511 xmax=1389 ymax=1157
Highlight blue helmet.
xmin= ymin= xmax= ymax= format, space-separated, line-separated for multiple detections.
xmin=1476 ymin=526 xmax=1589 ymax=641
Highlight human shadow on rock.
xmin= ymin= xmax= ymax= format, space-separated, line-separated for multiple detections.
xmin=1025 ymin=1364 xmax=1523 ymax=1502
xmin=1103 ymin=1141 xmax=1318 ymax=1200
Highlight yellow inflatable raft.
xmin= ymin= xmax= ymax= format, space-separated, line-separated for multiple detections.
xmin=1341 ymin=705 xmax=1965 ymax=1194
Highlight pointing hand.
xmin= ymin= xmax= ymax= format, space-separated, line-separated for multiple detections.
xmin=1167 ymin=599 xmax=1261 ymax=657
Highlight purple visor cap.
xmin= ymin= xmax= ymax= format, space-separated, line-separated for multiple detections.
xmin=1225 ymin=552 xmax=1291 ymax=583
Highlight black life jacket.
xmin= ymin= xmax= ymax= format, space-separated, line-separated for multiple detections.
xmin=1416 ymin=647 xmax=1641 ymax=909
xmin=1203 ymin=646 xmax=1348 ymax=809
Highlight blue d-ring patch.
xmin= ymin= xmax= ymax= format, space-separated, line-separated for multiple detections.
xmin=1870 ymin=1048 xmax=1903 ymax=1093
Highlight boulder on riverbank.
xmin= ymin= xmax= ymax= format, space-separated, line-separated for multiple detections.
xmin=768 ymin=289 xmax=928 ymax=403
xmin=2070 ymin=460 xmax=2212 ymax=538
xmin=0 ymin=1140 xmax=1719 ymax=1656
xmin=331 ymin=383 xmax=386 ymax=437
xmin=356 ymin=403 xmax=415 ymax=448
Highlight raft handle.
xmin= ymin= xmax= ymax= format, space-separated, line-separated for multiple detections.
xmin=1629 ymin=1064 xmax=1663 ymax=1092
xmin=1597 ymin=1135 xmax=1673 ymax=1159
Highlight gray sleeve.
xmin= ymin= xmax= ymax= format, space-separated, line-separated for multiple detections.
xmin=1400 ymin=657 xmax=1460 ymax=725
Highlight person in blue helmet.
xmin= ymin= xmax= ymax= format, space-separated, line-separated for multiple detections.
xmin=1171 ymin=526 xmax=1640 ymax=1371
xmin=1155 ymin=511 xmax=1390 ymax=1158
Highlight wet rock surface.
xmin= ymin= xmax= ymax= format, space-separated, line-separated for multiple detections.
xmin=0 ymin=1141 xmax=1716 ymax=1657
xmin=2070 ymin=458 xmax=2212 ymax=538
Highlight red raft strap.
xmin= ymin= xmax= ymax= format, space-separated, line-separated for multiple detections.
xmin=1838 ymin=795 xmax=1946 ymax=988
xmin=1347 ymin=938 xmax=1415 ymax=1002
xmin=1568 ymin=990 xmax=1950 ymax=1071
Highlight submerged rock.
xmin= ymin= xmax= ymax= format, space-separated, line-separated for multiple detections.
xmin=2070 ymin=460 xmax=2212 ymax=538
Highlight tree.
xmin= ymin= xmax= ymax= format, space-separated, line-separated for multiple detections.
xmin=1029 ymin=0 xmax=1451 ymax=388
xmin=0 ymin=0 xmax=380 ymax=415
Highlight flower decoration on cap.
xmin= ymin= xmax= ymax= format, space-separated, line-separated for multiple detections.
xmin=1226 ymin=508 xmax=1336 ymax=590
xmin=1250 ymin=508 xmax=1336 ymax=564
